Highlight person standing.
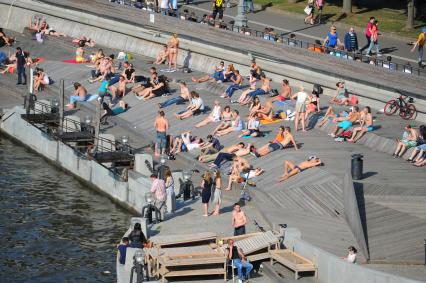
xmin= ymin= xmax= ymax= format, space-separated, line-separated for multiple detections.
xmin=227 ymin=239 xmax=253 ymax=282
xmin=232 ymin=203 xmax=247 ymax=236
xmin=366 ymin=20 xmax=380 ymax=56
xmin=315 ymin=0 xmax=324 ymax=24
xmin=411 ymin=28 xmax=426 ymax=68
xmin=211 ymin=0 xmax=224 ymax=22
xmin=200 ymin=171 xmax=213 ymax=217
xmin=150 ymin=174 xmax=167 ymax=221
xmin=154 ymin=110 xmax=169 ymax=157
xmin=117 ymin=237 xmax=130 ymax=265
xmin=292 ymin=86 xmax=308 ymax=132
xmin=344 ymin=27 xmax=359 ymax=52
xmin=211 ymin=171 xmax=222 ymax=215
xmin=360 ymin=17 xmax=375 ymax=53
xmin=16 ymin=47 xmax=27 ymax=85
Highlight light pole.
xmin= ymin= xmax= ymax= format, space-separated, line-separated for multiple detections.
xmin=234 ymin=0 xmax=247 ymax=28
xmin=129 ymin=249 xmax=145 ymax=283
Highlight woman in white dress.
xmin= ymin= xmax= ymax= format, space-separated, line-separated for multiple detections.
xmin=195 ymin=100 xmax=221 ymax=128
xmin=211 ymin=171 xmax=222 ymax=216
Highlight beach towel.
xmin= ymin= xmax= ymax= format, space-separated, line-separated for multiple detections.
xmin=272 ymin=100 xmax=291 ymax=107
xmin=260 ymin=118 xmax=284 ymax=125
xmin=62 ymin=59 xmax=88 ymax=64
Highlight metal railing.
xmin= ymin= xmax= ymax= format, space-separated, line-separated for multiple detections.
xmin=21 ymin=99 xmax=135 ymax=180
xmin=108 ymin=0 xmax=426 ymax=77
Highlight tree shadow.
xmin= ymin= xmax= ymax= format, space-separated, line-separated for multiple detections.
xmin=380 ymin=47 xmax=398 ymax=54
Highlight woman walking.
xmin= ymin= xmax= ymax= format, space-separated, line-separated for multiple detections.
xmin=211 ymin=171 xmax=222 ymax=216
xmin=201 ymin=171 xmax=213 ymax=217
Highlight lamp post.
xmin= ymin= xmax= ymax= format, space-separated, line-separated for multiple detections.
xmin=157 ymin=154 xmax=169 ymax=180
xmin=234 ymin=0 xmax=248 ymax=28
xmin=82 ymin=115 xmax=93 ymax=133
xmin=120 ymin=135 xmax=130 ymax=153
xmin=51 ymin=99 xmax=60 ymax=114
xmin=142 ymin=192 xmax=154 ymax=224
xmin=129 ymin=249 xmax=145 ymax=283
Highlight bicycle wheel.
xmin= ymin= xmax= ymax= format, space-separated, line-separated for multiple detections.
xmin=400 ymin=104 xmax=417 ymax=120
xmin=384 ymin=100 xmax=398 ymax=116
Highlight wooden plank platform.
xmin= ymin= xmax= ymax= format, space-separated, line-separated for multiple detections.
xmin=270 ymin=249 xmax=317 ymax=280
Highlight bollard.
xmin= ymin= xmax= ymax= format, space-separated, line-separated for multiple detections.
xmin=351 ymin=154 xmax=363 ymax=180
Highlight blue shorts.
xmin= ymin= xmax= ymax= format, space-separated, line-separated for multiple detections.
xmin=268 ymin=142 xmax=283 ymax=152
xmin=416 ymin=144 xmax=426 ymax=151
xmin=366 ymin=125 xmax=375 ymax=132
xmin=338 ymin=120 xmax=352 ymax=130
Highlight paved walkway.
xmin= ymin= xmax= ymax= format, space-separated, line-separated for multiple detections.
xmin=184 ymin=0 xmax=419 ymax=65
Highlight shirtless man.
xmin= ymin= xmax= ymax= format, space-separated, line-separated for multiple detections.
xmin=66 ymin=82 xmax=88 ymax=109
xmin=255 ymin=126 xmax=298 ymax=157
xmin=278 ymin=156 xmax=323 ymax=182
xmin=347 ymin=106 xmax=373 ymax=143
xmin=238 ymin=73 xmax=271 ymax=105
xmin=154 ymin=45 xmax=169 ymax=65
xmin=329 ymin=106 xmax=360 ymax=137
xmin=110 ymin=75 xmax=127 ymax=99
xmin=198 ymin=142 xmax=244 ymax=163
xmin=393 ymin=124 xmax=419 ymax=158
xmin=271 ymin=79 xmax=291 ymax=102
xmin=154 ymin=111 xmax=169 ymax=156
xmin=167 ymin=33 xmax=179 ymax=71
xmin=158 ymin=81 xmax=190 ymax=108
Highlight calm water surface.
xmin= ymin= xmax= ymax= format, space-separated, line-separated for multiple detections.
xmin=0 ymin=136 xmax=131 ymax=282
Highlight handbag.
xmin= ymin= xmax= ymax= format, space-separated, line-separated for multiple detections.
xmin=304 ymin=5 xmax=312 ymax=15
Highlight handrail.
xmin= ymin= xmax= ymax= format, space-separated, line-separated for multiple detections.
xmin=108 ymin=0 xmax=425 ymax=78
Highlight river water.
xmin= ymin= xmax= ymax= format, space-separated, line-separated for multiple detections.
xmin=0 ymin=136 xmax=130 ymax=282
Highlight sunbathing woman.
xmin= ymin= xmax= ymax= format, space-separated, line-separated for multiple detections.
xmin=39 ymin=21 xmax=66 ymax=37
xmin=317 ymin=106 xmax=349 ymax=127
xmin=248 ymin=96 xmax=261 ymax=117
xmin=167 ymin=33 xmax=179 ymax=71
xmin=33 ymin=68 xmax=50 ymax=93
xmin=75 ymin=41 xmax=89 ymax=63
xmin=255 ymin=126 xmax=298 ymax=157
xmin=0 ymin=54 xmax=16 ymax=75
xmin=239 ymin=116 xmax=260 ymax=138
xmin=211 ymin=105 xmax=233 ymax=135
xmin=305 ymin=90 xmax=320 ymax=122
xmin=192 ymin=64 xmax=234 ymax=83
xmin=278 ymin=156 xmax=323 ymax=182
xmin=72 ymin=36 xmax=96 ymax=47
xmin=216 ymin=110 xmax=243 ymax=137
xmin=154 ymin=45 xmax=169 ymax=65
xmin=195 ymin=100 xmax=221 ymax=128
xmin=29 ymin=16 xmax=42 ymax=31
xmin=136 ymin=73 xmax=167 ymax=100
xmin=237 ymin=73 xmax=270 ymax=105
xmin=252 ymin=100 xmax=274 ymax=121
xmin=174 ymin=91 xmax=205 ymax=120
xmin=0 ymin=28 xmax=14 ymax=47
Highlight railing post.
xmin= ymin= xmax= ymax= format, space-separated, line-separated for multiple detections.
xmin=59 ymin=79 xmax=64 ymax=129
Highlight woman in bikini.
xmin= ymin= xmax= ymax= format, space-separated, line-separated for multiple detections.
xmin=168 ymin=33 xmax=179 ymax=72
xmin=211 ymin=106 xmax=233 ymax=135
xmin=75 ymin=41 xmax=88 ymax=63
xmin=278 ymin=156 xmax=322 ymax=182
xmin=195 ymin=100 xmax=221 ymax=128
xmin=216 ymin=110 xmax=243 ymax=137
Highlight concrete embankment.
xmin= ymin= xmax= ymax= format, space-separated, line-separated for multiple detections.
xmin=1 ymin=0 xmax=426 ymax=122
xmin=0 ymin=106 xmax=152 ymax=215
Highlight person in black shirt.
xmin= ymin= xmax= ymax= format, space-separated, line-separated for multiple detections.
xmin=122 ymin=61 xmax=135 ymax=83
xmin=128 ymin=223 xmax=147 ymax=248
xmin=15 ymin=47 xmax=27 ymax=85
xmin=227 ymin=239 xmax=253 ymax=282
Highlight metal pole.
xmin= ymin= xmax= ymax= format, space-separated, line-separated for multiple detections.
xmin=59 ymin=79 xmax=64 ymax=128
xmin=234 ymin=0 xmax=247 ymax=27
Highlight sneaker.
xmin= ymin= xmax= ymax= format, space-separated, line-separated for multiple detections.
xmin=230 ymin=100 xmax=238 ymax=104
xmin=334 ymin=137 xmax=344 ymax=142
xmin=376 ymin=53 xmax=382 ymax=57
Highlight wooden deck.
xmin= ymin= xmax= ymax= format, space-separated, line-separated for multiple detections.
xmin=1 ymin=29 xmax=426 ymax=267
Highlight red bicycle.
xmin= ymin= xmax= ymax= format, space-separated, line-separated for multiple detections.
xmin=384 ymin=92 xmax=417 ymax=120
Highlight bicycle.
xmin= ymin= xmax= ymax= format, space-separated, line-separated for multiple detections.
xmin=384 ymin=92 xmax=417 ymax=120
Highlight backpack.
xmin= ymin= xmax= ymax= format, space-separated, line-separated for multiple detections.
xmin=350 ymin=95 xmax=359 ymax=105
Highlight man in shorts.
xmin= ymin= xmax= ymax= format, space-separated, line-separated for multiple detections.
xmin=329 ymin=106 xmax=360 ymax=138
xmin=255 ymin=127 xmax=298 ymax=157
xmin=154 ymin=111 xmax=169 ymax=157
xmin=393 ymin=124 xmax=419 ymax=158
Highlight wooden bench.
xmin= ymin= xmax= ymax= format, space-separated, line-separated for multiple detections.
xmin=150 ymin=232 xmax=218 ymax=248
xmin=157 ymin=248 xmax=227 ymax=282
xmin=270 ymin=249 xmax=317 ymax=280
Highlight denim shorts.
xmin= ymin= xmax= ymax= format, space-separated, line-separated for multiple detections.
xmin=156 ymin=131 xmax=167 ymax=150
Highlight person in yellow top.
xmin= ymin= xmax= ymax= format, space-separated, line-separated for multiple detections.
xmin=411 ymin=28 xmax=426 ymax=68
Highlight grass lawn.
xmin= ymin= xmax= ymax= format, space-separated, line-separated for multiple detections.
xmin=254 ymin=0 xmax=426 ymax=39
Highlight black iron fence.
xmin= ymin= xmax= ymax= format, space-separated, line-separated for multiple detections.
xmin=108 ymin=0 xmax=426 ymax=77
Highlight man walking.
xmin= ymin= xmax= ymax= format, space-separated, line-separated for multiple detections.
xmin=411 ymin=28 xmax=426 ymax=68
xmin=232 ymin=203 xmax=247 ymax=236
xmin=16 ymin=47 xmax=27 ymax=85
xmin=344 ymin=27 xmax=359 ymax=52
xmin=360 ymin=17 xmax=375 ymax=53
xmin=150 ymin=174 xmax=167 ymax=221
xmin=154 ymin=110 xmax=169 ymax=157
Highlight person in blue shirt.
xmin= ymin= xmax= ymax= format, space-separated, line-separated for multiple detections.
xmin=323 ymin=26 xmax=342 ymax=49
xmin=117 ymin=237 xmax=130 ymax=265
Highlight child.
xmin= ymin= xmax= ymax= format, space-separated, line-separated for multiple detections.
xmin=117 ymin=237 xmax=130 ymax=265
